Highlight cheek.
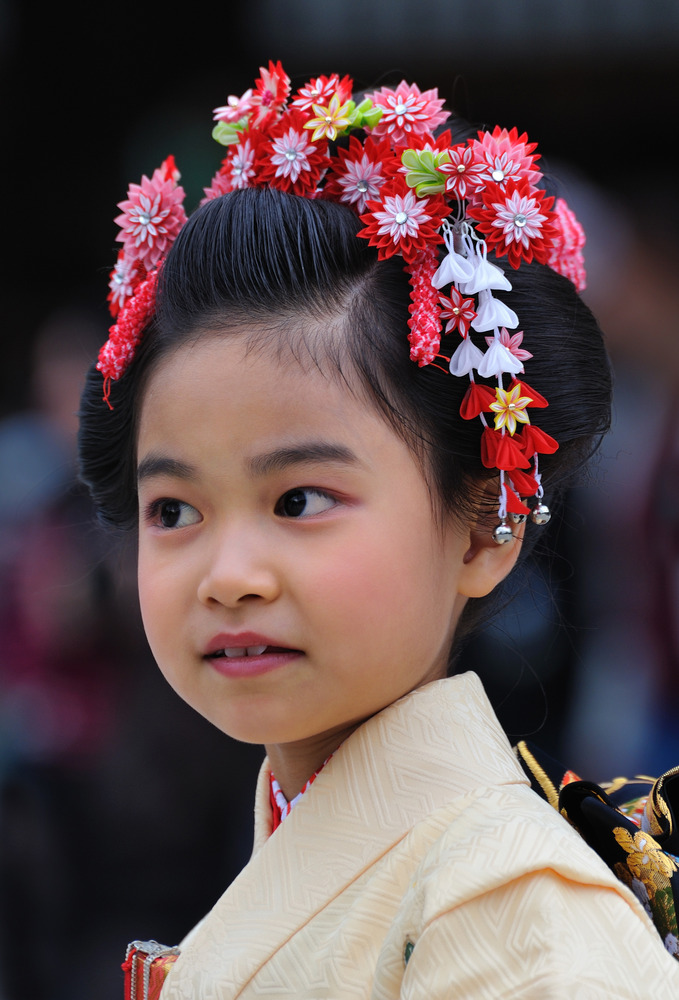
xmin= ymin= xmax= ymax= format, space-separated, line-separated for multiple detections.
xmin=308 ymin=527 xmax=448 ymax=630
xmin=137 ymin=552 xmax=182 ymax=660
xmin=137 ymin=568 xmax=161 ymax=656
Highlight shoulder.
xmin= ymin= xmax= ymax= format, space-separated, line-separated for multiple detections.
xmin=374 ymin=786 xmax=679 ymax=997
xmin=401 ymin=782 xmax=628 ymax=916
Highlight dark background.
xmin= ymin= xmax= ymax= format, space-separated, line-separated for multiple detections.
xmin=2 ymin=0 xmax=679 ymax=411
xmin=0 ymin=3 xmax=678 ymax=998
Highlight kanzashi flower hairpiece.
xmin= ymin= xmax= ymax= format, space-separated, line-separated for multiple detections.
xmin=98 ymin=60 xmax=587 ymax=541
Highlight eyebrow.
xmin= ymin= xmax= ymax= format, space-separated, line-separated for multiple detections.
xmin=247 ymin=442 xmax=360 ymax=477
xmin=137 ymin=442 xmax=360 ymax=484
xmin=137 ymin=455 xmax=198 ymax=484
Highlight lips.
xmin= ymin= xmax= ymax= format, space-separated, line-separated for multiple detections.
xmin=203 ymin=633 xmax=302 ymax=679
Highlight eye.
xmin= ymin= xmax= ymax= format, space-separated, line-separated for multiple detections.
xmin=275 ymin=488 xmax=336 ymax=519
xmin=146 ymin=498 xmax=202 ymax=530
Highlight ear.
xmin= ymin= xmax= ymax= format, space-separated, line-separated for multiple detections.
xmin=457 ymin=516 xmax=525 ymax=599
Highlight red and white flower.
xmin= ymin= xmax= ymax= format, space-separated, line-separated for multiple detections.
xmin=202 ymin=132 xmax=262 ymax=202
xmin=270 ymin=129 xmax=314 ymax=183
xmin=439 ymin=286 xmax=477 ymax=337
xmin=107 ymin=249 xmax=145 ymax=317
xmin=469 ymin=126 xmax=541 ymax=190
xmin=323 ymin=135 xmax=392 ymax=214
xmin=468 ymin=178 xmax=556 ymax=268
xmin=251 ymin=60 xmax=291 ymax=127
xmin=256 ymin=111 xmax=329 ymax=195
xmin=212 ymin=89 xmax=257 ymax=123
xmin=114 ymin=157 xmax=187 ymax=269
xmin=291 ymin=73 xmax=353 ymax=112
xmin=438 ymin=141 xmax=487 ymax=201
xmin=368 ymin=81 xmax=448 ymax=147
xmin=213 ymin=135 xmax=261 ymax=192
xmin=480 ymin=426 xmax=532 ymax=471
xmin=202 ymin=170 xmax=234 ymax=202
xmin=358 ymin=178 xmax=449 ymax=261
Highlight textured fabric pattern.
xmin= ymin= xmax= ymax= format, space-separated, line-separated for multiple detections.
xmin=161 ymin=673 xmax=679 ymax=998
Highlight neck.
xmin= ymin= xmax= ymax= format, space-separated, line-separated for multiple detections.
xmin=265 ymin=723 xmax=361 ymax=800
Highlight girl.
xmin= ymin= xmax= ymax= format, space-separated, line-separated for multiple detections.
xmin=79 ymin=63 xmax=679 ymax=997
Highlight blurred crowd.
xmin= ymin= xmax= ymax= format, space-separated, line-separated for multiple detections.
xmin=0 ymin=309 xmax=264 ymax=999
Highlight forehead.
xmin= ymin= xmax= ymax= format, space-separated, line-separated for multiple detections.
xmin=136 ymin=333 xmax=403 ymax=468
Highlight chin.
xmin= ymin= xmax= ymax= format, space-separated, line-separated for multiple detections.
xmin=196 ymin=707 xmax=308 ymax=747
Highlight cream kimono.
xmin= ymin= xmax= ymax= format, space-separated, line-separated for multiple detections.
xmin=161 ymin=672 xmax=679 ymax=998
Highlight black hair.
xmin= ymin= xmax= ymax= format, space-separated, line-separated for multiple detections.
xmin=79 ymin=170 xmax=611 ymax=651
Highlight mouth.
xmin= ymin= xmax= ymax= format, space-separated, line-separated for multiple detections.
xmin=203 ymin=635 xmax=303 ymax=678
xmin=207 ymin=645 xmax=296 ymax=659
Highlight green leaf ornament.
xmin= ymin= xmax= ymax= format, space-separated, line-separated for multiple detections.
xmin=347 ymin=98 xmax=383 ymax=132
xmin=401 ymin=148 xmax=448 ymax=197
xmin=212 ymin=119 xmax=248 ymax=147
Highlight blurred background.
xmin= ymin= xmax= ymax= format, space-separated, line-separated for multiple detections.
xmin=0 ymin=1 xmax=678 ymax=997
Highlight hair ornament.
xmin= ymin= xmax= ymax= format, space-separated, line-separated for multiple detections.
xmin=98 ymin=155 xmax=186 ymax=405
xmin=97 ymin=60 xmax=588 ymax=535
xmin=99 ymin=268 xmax=160 ymax=408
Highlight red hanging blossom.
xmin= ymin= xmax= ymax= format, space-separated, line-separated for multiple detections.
xmin=480 ymin=426 xmax=532 ymax=471
xmin=508 ymin=378 xmax=549 ymax=407
xmin=459 ymin=381 xmax=496 ymax=420
xmin=508 ymin=467 xmax=540 ymax=497
xmin=520 ymin=424 xmax=559 ymax=455
xmin=505 ymin=485 xmax=532 ymax=516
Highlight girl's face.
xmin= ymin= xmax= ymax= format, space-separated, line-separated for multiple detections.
xmin=136 ymin=334 xmax=476 ymax=771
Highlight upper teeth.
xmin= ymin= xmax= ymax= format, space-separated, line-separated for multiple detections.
xmin=223 ymin=645 xmax=268 ymax=657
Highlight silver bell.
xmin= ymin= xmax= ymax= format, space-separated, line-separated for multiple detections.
xmin=530 ymin=503 xmax=551 ymax=525
xmin=508 ymin=512 xmax=527 ymax=524
xmin=492 ymin=521 xmax=515 ymax=545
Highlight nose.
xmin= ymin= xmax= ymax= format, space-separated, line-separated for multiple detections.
xmin=196 ymin=521 xmax=281 ymax=608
